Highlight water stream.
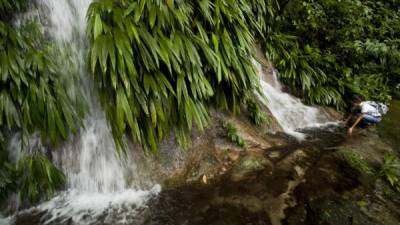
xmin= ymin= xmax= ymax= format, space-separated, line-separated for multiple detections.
xmin=253 ymin=60 xmax=337 ymax=139
xmin=3 ymin=1 xmax=160 ymax=224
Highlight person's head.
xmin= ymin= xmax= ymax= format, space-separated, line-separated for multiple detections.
xmin=351 ymin=96 xmax=363 ymax=106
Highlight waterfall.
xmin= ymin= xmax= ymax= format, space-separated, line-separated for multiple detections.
xmin=3 ymin=1 xmax=160 ymax=224
xmin=254 ymin=60 xmax=336 ymax=139
xmin=41 ymin=0 xmax=128 ymax=194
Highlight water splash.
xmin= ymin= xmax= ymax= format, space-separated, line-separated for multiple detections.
xmin=254 ymin=60 xmax=336 ymax=139
xmin=34 ymin=185 xmax=161 ymax=225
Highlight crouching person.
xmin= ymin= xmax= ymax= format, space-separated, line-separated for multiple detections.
xmin=344 ymin=96 xmax=388 ymax=135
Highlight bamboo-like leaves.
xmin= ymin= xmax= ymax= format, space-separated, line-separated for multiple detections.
xmin=0 ymin=22 xmax=86 ymax=145
xmin=16 ymin=152 xmax=65 ymax=203
xmin=88 ymin=0 xmax=260 ymax=152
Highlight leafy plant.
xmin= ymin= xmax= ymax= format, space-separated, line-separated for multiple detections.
xmin=222 ymin=121 xmax=245 ymax=147
xmin=0 ymin=146 xmax=15 ymax=201
xmin=340 ymin=150 xmax=375 ymax=175
xmin=87 ymin=0 xmax=260 ymax=152
xmin=0 ymin=163 xmax=14 ymax=202
xmin=16 ymin=151 xmax=65 ymax=203
xmin=0 ymin=0 xmax=26 ymax=20
xmin=0 ymin=0 xmax=84 ymax=204
xmin=260 ymin=0 xmax=400 ymax=108
xmin=378 ymin=153 xmax=400 ymax=192
xmin=0 ymin=21 xmax=86 ymax=145
xmin=244 ymin=96 xmax=269 ymax=126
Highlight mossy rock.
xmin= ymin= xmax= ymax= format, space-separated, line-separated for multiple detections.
xmin=230 ymin=154 xmax=273 ymax=182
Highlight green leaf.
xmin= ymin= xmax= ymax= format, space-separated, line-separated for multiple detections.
xmin=94 ymin=14 xmax=103 ymax=39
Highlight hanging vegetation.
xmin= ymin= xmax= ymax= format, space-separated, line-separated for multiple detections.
xmin=87 ymin=0 xmax=263 ymax=152
xmin=0 ymin=0 xmax=84 ymax=203
xmin=0 ymin=22 xmax=86 ymax=144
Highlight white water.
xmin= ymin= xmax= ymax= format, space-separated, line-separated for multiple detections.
xmin=254 ymin=61 xmax=336 ymax=139
xmin=3 ymin=1 xmax=160 ymax=224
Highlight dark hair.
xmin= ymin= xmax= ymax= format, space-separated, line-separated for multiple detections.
xmin=351 ymin=95 xmax=363 ymax=103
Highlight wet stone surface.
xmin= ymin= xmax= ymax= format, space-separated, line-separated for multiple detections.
xmin=9 ymin=117 xmax=400 ymax=225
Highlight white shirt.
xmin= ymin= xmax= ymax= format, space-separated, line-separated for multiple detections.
xmin=360 ymin=101 xmax=381 ymax=117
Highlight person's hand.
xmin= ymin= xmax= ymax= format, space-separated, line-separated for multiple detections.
xmin=348 ymin=127 xmax=353 ymax=135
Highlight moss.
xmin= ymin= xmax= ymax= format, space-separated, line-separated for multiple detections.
xmin=377 ymin=100 xmax=400 ymax=149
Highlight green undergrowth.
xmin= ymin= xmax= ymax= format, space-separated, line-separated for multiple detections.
xmin=222 ymin=121 xmax=245 ymax=147
xmin=340 ymin=150 xmax=375 ymax=176
xmin=244 ymin=96 xmax=270 ymax=127
xmin=340 ymin=149 xmax=400 ymax=193
xmin=379 ymin=154 xmax=400 ymax=192
xmin=0 ymin=147 xmax=65 ymax=203
xmin=377 ymin=100 xmax=400 ymax=149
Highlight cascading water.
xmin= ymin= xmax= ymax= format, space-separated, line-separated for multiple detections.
xmin=2 ymin=1 xmax=160 ymax=225
xmin=254 ymin=60 xmax=337 ymax=139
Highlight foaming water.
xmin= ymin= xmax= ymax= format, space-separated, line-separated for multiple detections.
xmin=34 ymin=185 xmax=161 ymax=225
xmin=254 ymin=60 xmax=337 ymax=139
xmin=2 ymin=1 xmax=160 ymax=224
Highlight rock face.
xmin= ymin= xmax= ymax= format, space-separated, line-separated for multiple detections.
xmin=230 ymin=154 xmax=273 ymax=182
xmin=143 ymin=105 xmax=400 ymax=225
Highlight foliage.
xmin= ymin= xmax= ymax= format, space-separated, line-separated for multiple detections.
xmin=377 ymin=100 xmax=400 ymax=149
xmin=260 ymin=0 xmax=400 ymax=108
xmin=341 ymin=150 xmax=400 ymax=193
xmin=16 ymin=151 xmax=65 ymax=203
xmin=378 ymin=153 xmax=400 ymax=192
xmin=0 ymin=0 xmax=26 ymax=20
xmin=340 ymin=150 xmax=375 ymax=175
xmin=244 ymin=95 xmax=269 ymax=126
xmin=222 ymin=121 xmax=245 ymax=147
xmin=0 ymin=22 xmax=86 ymax=145
xmin=0 ymin=146 xmax=14 ymax=201
xmin=0 ymin=0 xmax=83 ymax=204
xmin=87 ymin=0 xmax=261 ymax=152
xmin=0 ymin=163 xmax=14 ymax=201
xmin=0 ymin=147 xmax=66 ymax=204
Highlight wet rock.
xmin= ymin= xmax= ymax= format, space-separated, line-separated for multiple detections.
xmin=230 ymin=154 xmax=273 ymax=182
xmin=309 ymin=198 xmax=377 ymax=225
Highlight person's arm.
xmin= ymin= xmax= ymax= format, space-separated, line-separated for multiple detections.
xmin=348 ymin=114 xmax=363 ymax=135
xmin=343 ymin=114 xmax=352 ymax=125
xmin=343 ymin=105 xmax=359 ymax=124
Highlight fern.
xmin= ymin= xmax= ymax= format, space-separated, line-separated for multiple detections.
xmin=222 ymin=121 xmax=245 ymax=147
